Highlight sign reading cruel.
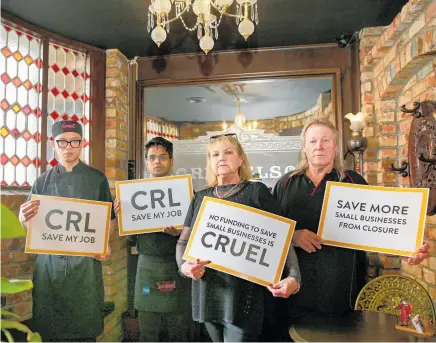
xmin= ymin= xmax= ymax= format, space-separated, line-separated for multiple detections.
xmin=318 ymin=182 xmax=429 ymax=257
xmin=116 ymin=175 xmax=193 ymax=235
xmin=183 ymin=197 xmax=296 ymax=286
xmin=25 ymin=195 xmax=111 ymax=256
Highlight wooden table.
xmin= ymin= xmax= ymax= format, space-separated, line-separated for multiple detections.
xmin=289 ymin=311 xmax=435 ymax=342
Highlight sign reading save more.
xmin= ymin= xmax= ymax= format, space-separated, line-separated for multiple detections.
xmin=116 ymin=175 xmax=193 ymax=235
xmin=318 ymin=182 xmax=429 ymax=257
xmin=25 ymin=195 xmax=112 ymax=256
xmin=184 ymin=197 xmax=296 ymax=286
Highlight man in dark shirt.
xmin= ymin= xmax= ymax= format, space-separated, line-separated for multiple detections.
xmin=274 ymin=118 xmax=430 ymax=320
xmin=130 ymin=137 xmax=191 ymax=342
xmin=275 ymin=168 xmax=368 ymax=315
xmin=19 ymin=120 xmax=116 ymax=342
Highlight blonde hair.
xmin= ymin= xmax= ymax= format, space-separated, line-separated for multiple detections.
xmin=206 ymin=135 xmax=253 ymax=187
xmin=291 ymin=118 xmax=345 ymax=180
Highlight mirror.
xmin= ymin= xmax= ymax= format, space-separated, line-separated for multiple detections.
xmin=143 ymin=75 xmax=336 ymax=191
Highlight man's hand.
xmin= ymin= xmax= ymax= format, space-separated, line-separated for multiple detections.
xmin=19 ymin=200 xmax=40 ymax=222
xmin=403 ymin=242 xmax=430 ymax=265
xmin=94 ymin=245 xmax=111 ymax=262
xmin=163 ymin=226 xmax=182 ymax=236
xmin=114 ymin=199 xmax=120 ymax=214
xmin=293 ymin=229 xmax=323 ymax=253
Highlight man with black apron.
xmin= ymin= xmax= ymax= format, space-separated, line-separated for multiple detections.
xmin=130 ymin=137 xmax=191 ymax=342
xmin=19 ymin=120 xmax=116 ymax=342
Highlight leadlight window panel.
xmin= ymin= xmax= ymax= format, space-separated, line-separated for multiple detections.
xmin=46 ymin=43 xmax=91 ymax=169
xmin=1 ymin=22 xmax=43 ymax=187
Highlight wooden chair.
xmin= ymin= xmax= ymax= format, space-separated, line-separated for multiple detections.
xmin=354 ymin=274 xmax=435 ymax=334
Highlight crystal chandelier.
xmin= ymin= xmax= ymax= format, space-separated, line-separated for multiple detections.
xmin=147 ymin=0 xmax=259 ymax=54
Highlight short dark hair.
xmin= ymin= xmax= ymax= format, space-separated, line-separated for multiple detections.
xmin=145 ymin=137 xmax=173 ymax=159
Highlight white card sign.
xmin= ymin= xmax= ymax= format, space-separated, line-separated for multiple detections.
xmin=26 ymin=195 xmax=111 ymax=257
xmin=116 ymin=175 xmax=193 ymax=235
xmin=184 ymin=197 xmax=296 ymax=286
xmin=318 ymin=182 xmax=428 ymax=257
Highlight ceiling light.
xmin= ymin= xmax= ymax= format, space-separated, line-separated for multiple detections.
xmin=148 ymin=0 xmax=259 ymax=54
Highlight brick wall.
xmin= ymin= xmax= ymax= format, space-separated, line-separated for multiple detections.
xmin=179 ymin=119 xmax=274 ymax=139
xmin=97 ymin=49 xmax=129 ymax=342
xmin=1 ymin=192 xmax=34 ymax=321
xmin=0 ymin=48 xmax=130 ymax=342
xmin=359 ymin=0 xmax=436 ymax=298
xmin=178 ymin=91 xmax=333 ymax=139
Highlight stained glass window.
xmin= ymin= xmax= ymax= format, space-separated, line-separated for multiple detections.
xmin=1 ymin=19 xmax=92 ymax=186
xmin=0 ymin=22 xmax=43 ymax=187
xmin=46 ymin=43 xmax=90 ymax=169
xmin=145 ymin=118 xmax=179 ymax=142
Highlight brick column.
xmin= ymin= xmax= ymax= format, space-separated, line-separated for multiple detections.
xmin=359 ymin=0 xmax=436 ymax=291
xmin=97 ymin=49 xmax=129 ymax=342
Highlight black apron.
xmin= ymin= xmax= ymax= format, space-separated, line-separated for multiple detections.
xmin=134 ymin=254 xmax=191 ymax=313
xmin=30 ymin=163 xmax=107 ymax=340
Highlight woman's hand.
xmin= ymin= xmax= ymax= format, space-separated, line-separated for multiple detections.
xmin=267 ymin=277 xmax=300 ymax=298
xmin=180 ymin=259 xmax=211 ymax=280
xmin=293 ymin=229 xmax=323 ymax=253
xmin=403 ymin=242 xmax=430 ymax=265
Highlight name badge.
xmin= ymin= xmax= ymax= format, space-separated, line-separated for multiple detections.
xmin=157 ymin=281 xmax=176 ymax=292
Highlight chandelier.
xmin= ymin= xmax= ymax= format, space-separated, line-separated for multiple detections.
xmin=222 ymin=97 xmax=257 ymax=130
xmin=147 ymin=0 xmax=259 ymax=54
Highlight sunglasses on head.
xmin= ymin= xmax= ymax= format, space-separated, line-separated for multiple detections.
xmin=210 ymin=133 xmax=237 ymax=141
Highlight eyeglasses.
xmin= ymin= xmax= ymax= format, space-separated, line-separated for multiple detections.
xmin=56 ymin=139 xmax=82 ymax=148
xmin=147 ymin=154 xmax=170 ymax=162
xmin=210 ymin=133 xmax=237 ymax=141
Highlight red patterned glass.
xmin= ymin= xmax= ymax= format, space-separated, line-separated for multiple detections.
xmin=1 ymin=22 xmax=42 ymax=187
xmin=46 ymin=43 xmax=91 ymax=169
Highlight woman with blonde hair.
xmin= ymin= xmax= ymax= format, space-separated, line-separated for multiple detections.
xmin=274 ymin=118 xmax=430 ymax=319
xmin=177 ymin=133 xmax=301 ymax=342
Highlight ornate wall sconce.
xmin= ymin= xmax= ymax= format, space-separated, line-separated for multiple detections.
xmin=390 ymin=160 xmax=409 ymax=177
xmin=345 ymin=112 xmax=368 ymax=173
xmin=400 ymin=100 xmax=436 ymax=215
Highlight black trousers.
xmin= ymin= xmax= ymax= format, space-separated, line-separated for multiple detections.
xmin=205 ymin=321 xmax=260 ymax=342
xmin=138 ymin=310 xmax=190 ymax=342
xmin=260 ymin=296 xmax=292 ymax=342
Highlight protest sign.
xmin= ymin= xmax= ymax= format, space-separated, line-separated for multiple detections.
xmin=183 ymin=197 xmax=296 ymax=286
xmin=318 ymin=182 xmax=428 ymax=257
xmin=25 ymin=195 xmax=111 ymax=257
xmin=116 ymin=175 xmax=193 ymax=235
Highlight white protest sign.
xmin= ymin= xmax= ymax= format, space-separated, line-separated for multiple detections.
xmin=183 ymin=197 xmax=296 ymax=286
xmin=25 ymin=195 xmax=111 ymax=257
xmin=116 ymin=175 xmax=193 ymax=236
xmin=318 ymin=182 xmax=428 ymax=257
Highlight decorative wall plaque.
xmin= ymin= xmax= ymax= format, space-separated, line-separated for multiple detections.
xmin=401 ymin=101 xmax=436 ymax=215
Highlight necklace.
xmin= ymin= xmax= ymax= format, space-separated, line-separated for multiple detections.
xmin=215 ymin=183 xmax=239 ymax=199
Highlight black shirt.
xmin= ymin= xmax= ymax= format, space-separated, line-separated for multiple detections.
xmin=274 ymin=168 xmax=367 ymax=315
xmin=178 ymin=181 xmax=301 ymax=330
